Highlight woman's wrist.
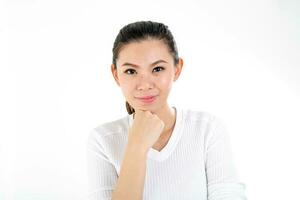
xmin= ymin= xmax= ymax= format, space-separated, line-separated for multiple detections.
xmin=126 ymin=140 xmax=149 ymax=157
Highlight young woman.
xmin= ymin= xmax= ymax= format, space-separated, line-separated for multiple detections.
xmin=87 ymin=21 xmax=247 ymax=200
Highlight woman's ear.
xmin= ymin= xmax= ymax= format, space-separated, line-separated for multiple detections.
xmin=111 ymin=64 xmax=120 ymax=86
xmin=174 ymin=58 xmax=184 ymax=82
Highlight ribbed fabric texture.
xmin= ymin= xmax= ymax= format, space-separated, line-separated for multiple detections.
xmin=86 ymin=106 xmax=247 ymax=200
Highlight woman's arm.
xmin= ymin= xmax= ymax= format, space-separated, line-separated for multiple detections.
xmin=205 ymin=116 xmax=247 ymax=200
xmin=87 ymin=110 xmax=164 ymax=200
xmin=112 ymin=142 xmax=148 ymax=200
xmin=112 ymin=110 xmax=164 ymax=200
xmin=87 ymin=129 xmax=119 ymax=200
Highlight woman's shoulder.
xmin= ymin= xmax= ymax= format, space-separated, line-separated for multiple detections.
xmin=182 ymin=107 xmax=230 ymax=140
xmin=88 ymin=115 xmax=130 ymax=140
xmin=182 ymin=107 xmax=220 ymax=123
xmin=86 ymin=116 xmax=130 ymax=157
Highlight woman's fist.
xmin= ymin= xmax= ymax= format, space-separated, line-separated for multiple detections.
xmin=128 ymin=109 xmax=165 ymax=151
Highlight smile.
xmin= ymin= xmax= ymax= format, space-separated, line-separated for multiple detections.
xmin=135 ymin=95 xmax=157 ymax=104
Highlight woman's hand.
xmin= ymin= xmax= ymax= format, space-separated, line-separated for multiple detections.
xmin=128 ymin=109 xmax=165 ymax=152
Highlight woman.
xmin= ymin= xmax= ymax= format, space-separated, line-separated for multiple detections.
xmin=87 ymin=21 xmax=247 ymax=200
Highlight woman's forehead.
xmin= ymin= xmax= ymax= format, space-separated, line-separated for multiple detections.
xmin=117 ymin=40 xmax=173 ymax=66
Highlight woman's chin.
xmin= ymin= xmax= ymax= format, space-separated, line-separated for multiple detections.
xmin=135 ymin=105 xmax=160 ymax=113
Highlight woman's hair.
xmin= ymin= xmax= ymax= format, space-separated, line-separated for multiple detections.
xmin=112 ymin=21 xmax=179 ymax=115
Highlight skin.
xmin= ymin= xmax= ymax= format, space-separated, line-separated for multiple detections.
xmin=110 ymin=38 xmax=184 ymax=199
xmin=111 ymin=39 xmax=184 ymax=143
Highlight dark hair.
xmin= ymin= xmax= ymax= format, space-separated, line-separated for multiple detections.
xmin=112 ymin=21 xmax=179 ymax=115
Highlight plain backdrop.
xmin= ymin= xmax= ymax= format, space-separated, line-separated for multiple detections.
xmin=1 ymin=0 xmax=300 ymax=199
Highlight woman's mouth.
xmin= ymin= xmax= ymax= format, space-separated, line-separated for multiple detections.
xmin=136 ymin=95 xmax=157 ymax=104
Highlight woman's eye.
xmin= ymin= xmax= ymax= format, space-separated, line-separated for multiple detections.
xmin=124 ymin=69 xmax=136 ymax=75
xmin=153 ymin=66 xmax=165 ymax=72
xmin=124 ymin=66 xmax=164 ymax=75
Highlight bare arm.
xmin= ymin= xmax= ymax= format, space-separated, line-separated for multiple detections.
xmin=112 ymin=110 xmax=165 ymax=200
xmin=112 ymin=142 xmax=148 ymax=200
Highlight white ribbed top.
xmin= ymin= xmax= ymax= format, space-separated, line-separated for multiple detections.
xmin=86 ymin=106 xmax=247 ymax=200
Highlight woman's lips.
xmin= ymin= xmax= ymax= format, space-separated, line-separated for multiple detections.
xmin=136 ymin=95 xmax=157 ymax=104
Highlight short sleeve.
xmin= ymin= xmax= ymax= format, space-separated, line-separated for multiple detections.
xmin=204 ymin=116 xmax=247 ymax=200
xmin=86 ymin=129 xmax=118 ymax=200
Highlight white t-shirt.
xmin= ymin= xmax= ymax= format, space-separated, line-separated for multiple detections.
xmin=86 ymin=106 xmax=247 ymax=200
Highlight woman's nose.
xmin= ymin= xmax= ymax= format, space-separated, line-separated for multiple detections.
xmin=137 ymin=74 xmax=154 ymax=90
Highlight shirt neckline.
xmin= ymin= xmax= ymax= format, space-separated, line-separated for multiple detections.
xmin=127 ymin=106 xmax=184 ymax=162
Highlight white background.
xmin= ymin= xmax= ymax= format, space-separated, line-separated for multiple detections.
xmin=1 ymin=0 xmax=300 ymax=199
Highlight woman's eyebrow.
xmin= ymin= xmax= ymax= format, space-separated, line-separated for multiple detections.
xmin=121 ymin=60 xmax=168 ymax=68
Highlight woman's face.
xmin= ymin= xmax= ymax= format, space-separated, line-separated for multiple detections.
xmin=111 ymin=39 xmax=183 ymax=112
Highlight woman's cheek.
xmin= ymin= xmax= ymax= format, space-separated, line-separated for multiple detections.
xmin=160 ymin=76 xmax=173 ymax=90
xmin=121 ymin=85 xmax=132 ymax=98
